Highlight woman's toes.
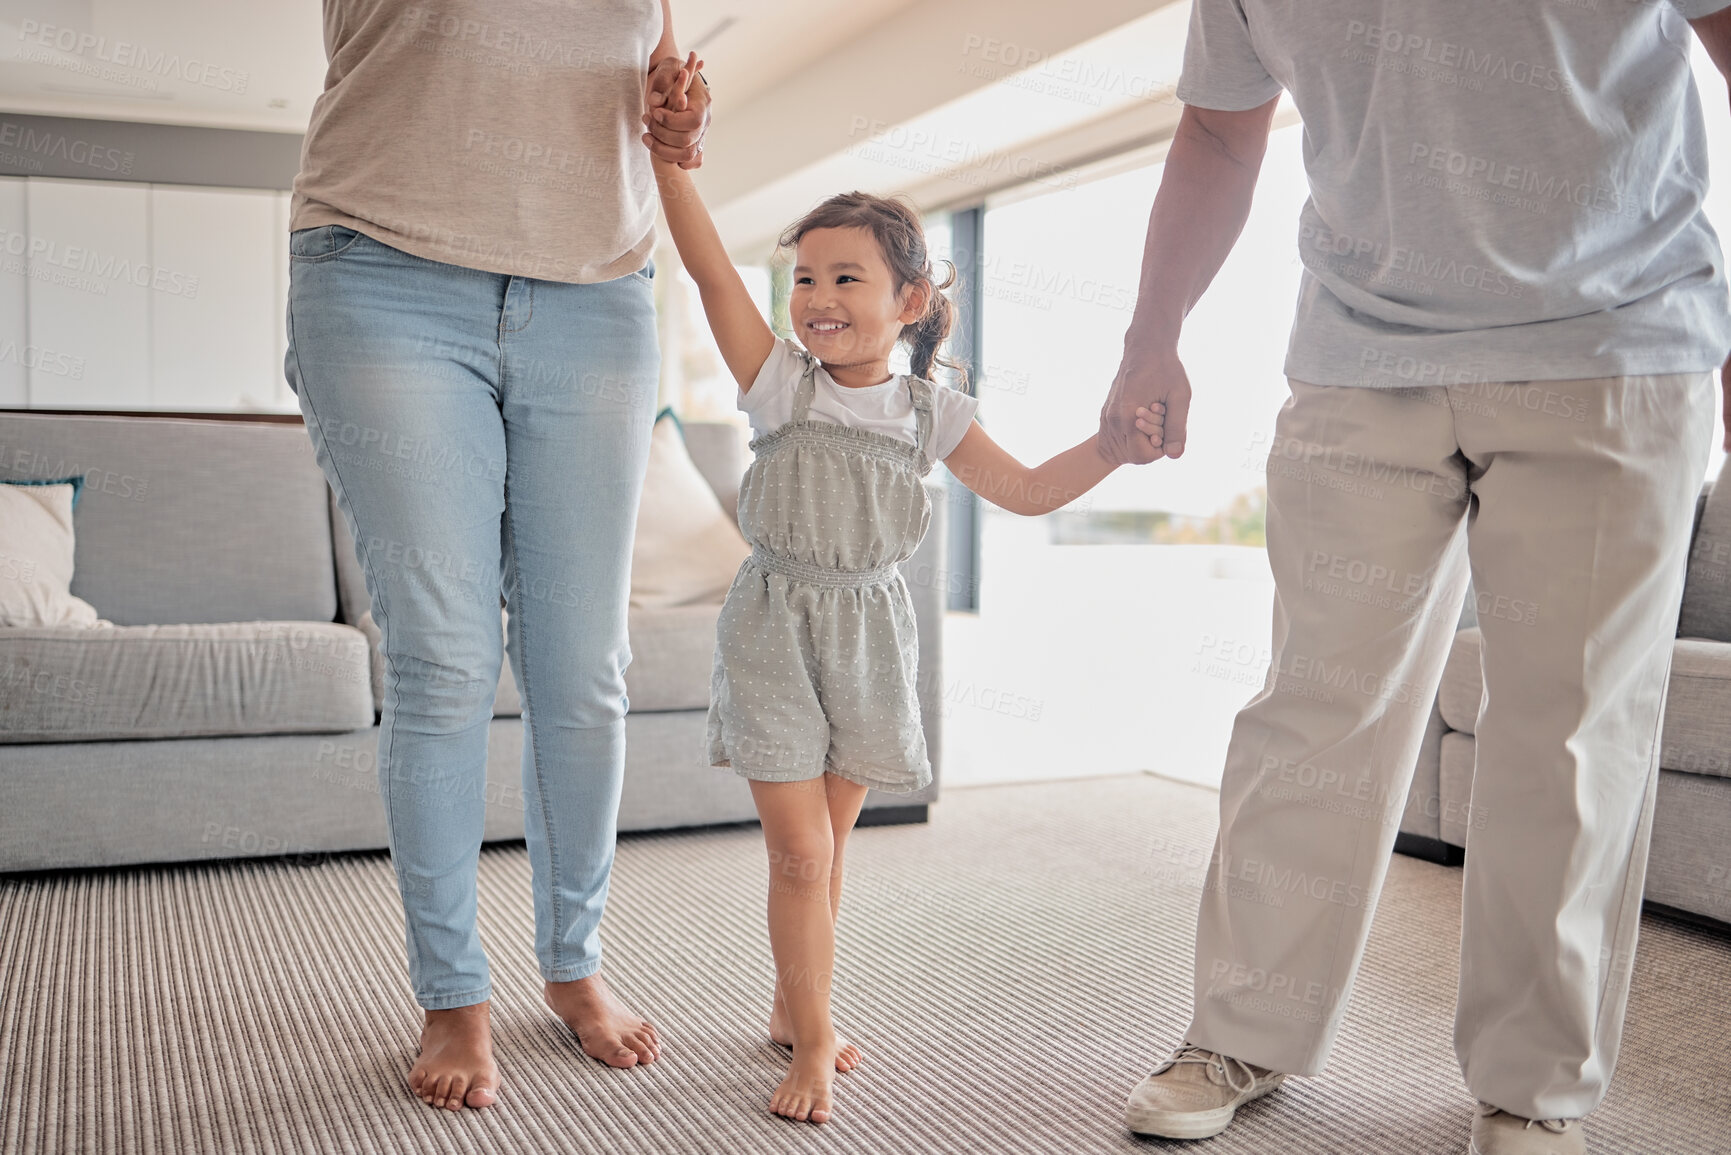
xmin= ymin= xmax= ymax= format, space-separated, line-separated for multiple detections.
xmin=444 ymin=1074 xmax=469 ymax=1112
xmin=465 ymin=1082 xmax=498 ymax=1109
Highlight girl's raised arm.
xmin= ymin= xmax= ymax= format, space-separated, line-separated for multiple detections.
xmin=649 ymin=94 xmax=775 ymax=390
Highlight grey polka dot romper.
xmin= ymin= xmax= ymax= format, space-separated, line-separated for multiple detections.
xmin=707 ymin=354 xmax=934 ymax=793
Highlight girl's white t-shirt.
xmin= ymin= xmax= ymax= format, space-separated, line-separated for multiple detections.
xmin=740 ymin=338 xmax=980 ymax=462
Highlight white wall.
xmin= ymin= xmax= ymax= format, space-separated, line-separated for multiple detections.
xmin=0 ymin=175 xmax=291 ymax=413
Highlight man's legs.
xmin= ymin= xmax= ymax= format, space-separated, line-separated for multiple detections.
xmin=1452 ymin=374 xmax=1713 ymax=1121
xmin=1183 ymin=381 xmax=1471 ymax=1075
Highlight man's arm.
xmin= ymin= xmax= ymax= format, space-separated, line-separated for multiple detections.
xmin=1691 ymin=8 xmax=1731 ymax=448
xmin=1099 ymin=98 xmax=1278 ymax=464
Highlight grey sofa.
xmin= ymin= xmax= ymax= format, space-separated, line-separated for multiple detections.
xmin=1397 ymin=459 xmax=1731 ymax=928
xmin=0 ymin=411 xmax=944 ymax=872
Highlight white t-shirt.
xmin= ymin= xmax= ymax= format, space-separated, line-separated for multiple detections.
xmin=741 ymin=338 xmax=980 ymax=462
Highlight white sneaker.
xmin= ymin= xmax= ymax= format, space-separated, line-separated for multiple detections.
xmin=1469 ymin=1102 xmax=1586 ymax=1155
xmin=1124 ymin=1044 xmax=1286 ymax=1139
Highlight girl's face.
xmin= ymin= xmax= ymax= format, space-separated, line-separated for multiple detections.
xmin=790 ymin=227 xmax=929 ymax=374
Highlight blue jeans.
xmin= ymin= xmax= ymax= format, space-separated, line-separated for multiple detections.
xmin=285 ymin=225 xmax=658 ymax=1009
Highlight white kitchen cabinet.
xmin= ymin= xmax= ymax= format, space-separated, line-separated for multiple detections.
xmin=149 ymin=185 xmax=280 ymax=411
xmin=25 ymin=179 xmax=151 ymax=410
xmin=0 ymin=178 xmax=26 ymax=407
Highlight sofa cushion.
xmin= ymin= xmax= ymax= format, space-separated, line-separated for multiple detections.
xmin=0 ymin=622 xmax=374 ymax=742
xmin=1679 ymin=460 xmax=1731 ymax=642
xmin=630 ymin=412 xmax=750 ymax=610
xmin=0 ymin=478 xmax=108 ymax=628
xmin=0 ymin=414 xmax=337 ymax=626
xmin=1659 ymin=639 xmax=1731 ymax=780
xmin=1436 ymin=628 xmax=1483 ymax=735
xmin=626 ymin=603 xmax=722 ymax=713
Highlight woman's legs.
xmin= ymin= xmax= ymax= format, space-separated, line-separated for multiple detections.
xmin=493 ymin=270 xmax=662 ymax=1066
xmin=768 ymin=776 xmax=867 ymax=1071
xmin=752 ymin=773 xmax=871 ymax=1123
xmin=287 ymin=230 xmax=513 ymax=1108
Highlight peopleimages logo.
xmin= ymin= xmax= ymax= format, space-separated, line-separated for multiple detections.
xmin=0 ymin=228 xmax=199 ymax=298
xmin=0 ymin=121 xmax=130 ymax=175
xmin=1407 ymin=142 xmax=1628 ymax=217
xmin=17 ymin=20 xmax=250 ymax=92
xmin=1343 ymin=21 xmax=1572 ymax=94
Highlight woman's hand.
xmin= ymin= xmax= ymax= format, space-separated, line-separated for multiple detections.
xmin=644 ymin=51 xmax=711 ymax=169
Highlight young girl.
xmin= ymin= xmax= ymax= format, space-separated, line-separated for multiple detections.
xmin=646 ymin=56 xmax=1160 ymax=1126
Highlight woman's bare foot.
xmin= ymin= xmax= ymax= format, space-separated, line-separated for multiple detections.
xmin=543 ymin=974 xmax=661 ymax=1069
xmin=408 ymin=1001 xmax=500 ymax=1111
xmin=770 ymin=1038 xmax=837 ymax=1124
xmin=769 ymin=996 xmax=861 ymax=1071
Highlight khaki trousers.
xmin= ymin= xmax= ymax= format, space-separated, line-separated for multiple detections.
xmin=1185 ymin=374 xmax=1713 ymax=1119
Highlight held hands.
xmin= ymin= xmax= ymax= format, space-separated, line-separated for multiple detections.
xmin=643 ymin=51 xmax=710 ymax=168
xmin=1098 ymin=344 xmax=1191 ymax=465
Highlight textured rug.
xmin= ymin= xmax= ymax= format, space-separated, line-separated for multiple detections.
xmin=2 ymin=773 xmax=1728 ymax=1154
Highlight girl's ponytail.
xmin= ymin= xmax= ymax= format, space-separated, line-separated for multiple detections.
xmin=906 ymin=259 xmax=962 ymax=384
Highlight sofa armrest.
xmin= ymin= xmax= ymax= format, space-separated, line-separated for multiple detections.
xmin=898 ymin=477 xmax=949 ymax=797
xmin=681 ymin=420 xmax=751 ymax=524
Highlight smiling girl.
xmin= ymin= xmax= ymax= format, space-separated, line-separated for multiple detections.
xmin=646 ymin=57 xmax=1157 ymax=1126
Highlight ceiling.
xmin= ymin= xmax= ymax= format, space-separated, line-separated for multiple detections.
xmin=0 ymin=0 xmax=1195 ymax=252
xmin=0 ymin=0 xmax=325 ymax=130
xmin=673 ymin=0 xmax=923 ymax=106
xmin=0 ymin=0 xmax=925 ymax=133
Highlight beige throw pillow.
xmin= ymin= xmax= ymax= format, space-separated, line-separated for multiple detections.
xmin=0 ymin=481 xmax=111 ymax=628
xmin=631 ymin=413 xmax=750 ymax=608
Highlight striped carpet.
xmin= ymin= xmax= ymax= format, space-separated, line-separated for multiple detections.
xmin=2 ymin=773 xmax=1728 ymax=1154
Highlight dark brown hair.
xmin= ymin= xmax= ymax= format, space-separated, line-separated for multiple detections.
xmin=779 ymin=191 xmax=965 ymax=385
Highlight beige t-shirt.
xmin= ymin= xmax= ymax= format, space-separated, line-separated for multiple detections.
xmin=291 ymin=0 xmax=661 ymax=284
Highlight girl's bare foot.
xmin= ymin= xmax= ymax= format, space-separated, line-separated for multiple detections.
xmin=769 ymin=997 xmax=861 ymax=1071
xmin=770 ymin=1037 xmax=837 ymax=1124
xmin=408 ymin=1001 xmax=500 ymax=1111
xmin=543 ymin=974 xmax=661 ymax=1068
